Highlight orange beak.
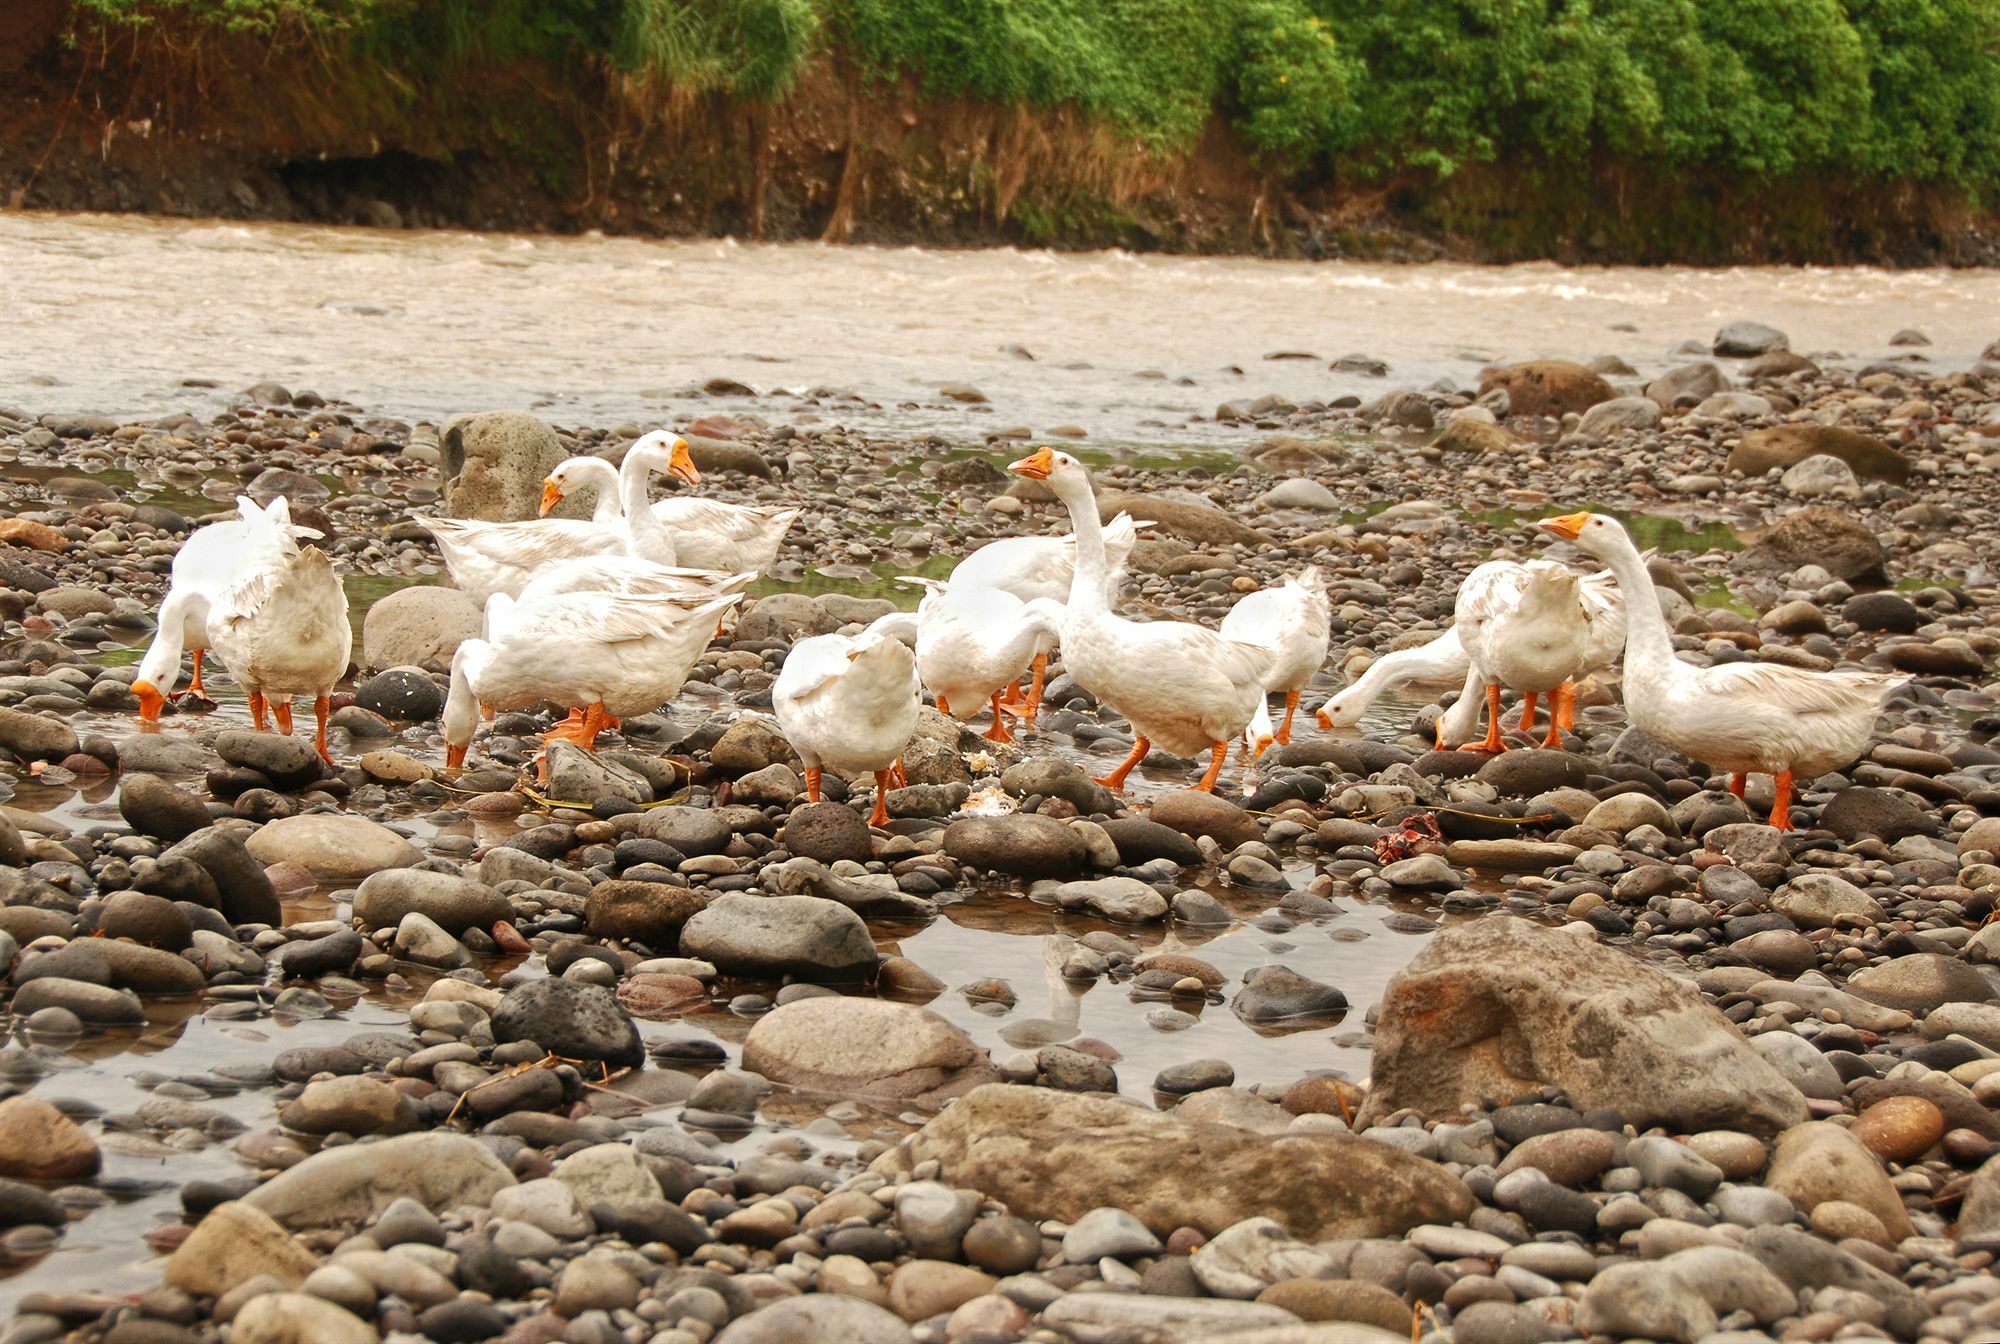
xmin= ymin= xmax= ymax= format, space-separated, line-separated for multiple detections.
xmin=539 ymin=479 xmax=564 ymax=517
xmin=1008 ymin=446 xmax=1055 ymax=480
xmin=445 ymin=742 xmax=467 ymax=770
xmin=1538 ymin=511 xmax=1591 ymax=540
xmin=133 ymin=680 xmax=167 ymax=723
xmin=1252 ymin=734 xmax=1274 ymax=760
xmin=669 ymin=439 xmax=701 ymax=487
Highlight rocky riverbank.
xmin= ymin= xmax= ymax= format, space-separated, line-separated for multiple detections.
xmin=0 ymin=321 xmax=1998 ymax=1344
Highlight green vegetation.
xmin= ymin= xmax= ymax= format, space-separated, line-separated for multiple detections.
xmin=67 ymin=0 xmax=2000 ymax=190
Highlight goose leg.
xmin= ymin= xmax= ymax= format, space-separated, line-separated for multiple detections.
xmin=186 ymin=648 xmax=206 ymax=699
xmin=1023 ymin=654 xmax=1048 ymax=726
xmin=1195 ymin=740 xmax=1229 ymax=793
xmin=1558 ymin=687 xmax=1579 ymax=731
xmin=1768 ymin=771 xmax=1795 ymax=832
xmin=888 ymin=758 xmax=908 ymax=789
xmin=573 ymin=702 xmax=610 ymax=752
xmin=272 ymin=699 xmax=293 ymax=735
xmin=313 ymin=695 xmax=333 ymax=764
xmin=247 ymin=691 xmax=268 ymax=733
xmin=1539 ymin=682 xmax=1571 ymax=750
xmin=480 ymin=703 xmax=496 ymax=723
xmin=1275 ymin=689 xmax=1300 ymax=745
xmin=804 ymin=765 xmax=823 ymax=803
xmin=934 ymin=694 xmax=951 ymax=719
xmin=1459 ymin=683 xmax=1507 ymax=754
xmin=1095 ymin=735 xmax=1150 ymax=791
xmin=982 ymin=690 xmax=1016 ymax=744
xmin=870 ymin=770 xmax=894 ymax=828
xmin=1516 ymin=691 xmax=1538 ymax=734
xmin=1728 ymin=772 xmax=1748 ymax=800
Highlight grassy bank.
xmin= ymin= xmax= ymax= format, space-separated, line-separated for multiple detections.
xmin=10 ymin=0 xmax=2000 ymax=261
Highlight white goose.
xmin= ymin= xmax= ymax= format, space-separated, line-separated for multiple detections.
xmin=948 ymin=513 xmax=1144 ymax=720
xmin=442 ymin=589 xmax=740 ymax=772
xmin=899 ymin=578 xmax=1066 ymax=744
xmin=420 ymin=436 xmax=701 ymax=606
xmin=1008 ymin=447 xmax=1277 ymax=793
xmin=1539 ymin=512 xmax=1902 ymax=830
xmin=1436 ymin=564 xmax=1632 ymax=749
xmin=133 ymin=496 xmax=320 ymax=721
xmin=1452 ymin=559 xmax=1593 ymax=753
xmin=541 ymin=435 xmax=801 ymax=574
xmin=1226 ymin=568 xmax=1331 ymax=755
xmin=204 ymin=545 xmax=353 ymax=761
xmin=772 ymin=628 xmax=921 ymax=827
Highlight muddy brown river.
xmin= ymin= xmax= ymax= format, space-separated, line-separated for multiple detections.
xmin=5 ymin=212 xmax=1999 ymax=440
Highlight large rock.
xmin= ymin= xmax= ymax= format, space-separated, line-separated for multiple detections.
xmin=715 ymin=1297 xmax=915 ymax=1344
xmin=1097 ymin=491 xmax=1266 ymax=548
xmin=1745 ymin=507 xmax=1887 ymax=583
xmin=163 ymin=827 xmax=283 ymax=926
xmin=353 ymin=869 xmax=510 ymax=935
xmin=0 ymin=707 xmax=77 ymax=762
xmin=1729 ymin=425 xmax=1908 ymax=484
xmin=246 ymin=814 xmax=422 ymax=881
xmin=243 ymin=1132 xmax=516 ymax=1228
xmin=680 ymin=893 xmax=877 ymax=980
xmin=1847 ymin=952 xmax=1991 ymax=1013
xmin=118 ymin=773 xmax=212 ymax=841
xmin=1770 ymin=871 xmax=1883 ymax=928
xmin=1741 ymin=1226 xmax=1925 ymax=1336
xmin=1477 ymin=360 xmax=1615 ymax=419
xmin=1577 ymin=396 xmax=1663 ymax=437
xmin=1713 ymin=321 xmax=1789 ymax=356
xmin=490 ymin=978 xmax=644 ymax=1068
xmin=782 ymin=801 xmax=874 ymax=864
xmin=1645 ymin=361 xmax=1731 ymax=409
xmin=743 ymin=997 xmax=999 ymax=1105
xmin=216 ymin=730 xmax=325 ymax=790
xmin=1358 ymin=919 xmax=1806 ymax=1136
xmin=360 ymin=586 xmax=483 ymax=673
xmin=943 ymin=815 xmax=1089 ymax=879
xmin=439 ymin=410 xmax=580 ymax=522
xmin=1150 ymin=790 xmax=1259 ymax=849
xmin=231 ymin=1293 xmax=378 ymax=1344
xmin=1766 ymin=1121 xmax=1915 ymax=1239
xmin=165 ymin=1201 xmax=317 ymax=1294
xmin=0 ymin=1097 xmax=99 ymax=1179
xmin=873 ymin=1084 xmax=1471 ymax=1240
xmin=585 ymin=879 xmax=705 ymax=945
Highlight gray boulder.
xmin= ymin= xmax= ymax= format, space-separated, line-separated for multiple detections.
xmin=1359 ymin=918 xmax=1806 ymax=1135
xmin=742 ymin=997 xmax=998 ymax=1105
xmin=361 ymin=586 xmax=483 ymax=674
xmin=490 ymin=978 xmax=644 ymax=1069
xmin=679 ymin=893 xmax=876 ymax=980
xmin=439 ymin=411 xmax=582 ymax=522
xmin=244 ymin=1132 xmax=516 ymax=1229
xmin=873 ymin=1084 xmax=1471 ymax=1240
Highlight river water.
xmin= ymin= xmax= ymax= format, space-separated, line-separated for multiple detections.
xmin=5 ymin=211 xmax=1999 ymax=441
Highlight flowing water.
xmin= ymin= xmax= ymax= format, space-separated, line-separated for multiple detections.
xmin=5 ymin=212 xmax=2000 ymax=442
xmin=3 ymin=210 xmax=1984 ymax=1306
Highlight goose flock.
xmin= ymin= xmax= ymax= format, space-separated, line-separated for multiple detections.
xmin=127 ymin=438 xmax=1909 ymax=831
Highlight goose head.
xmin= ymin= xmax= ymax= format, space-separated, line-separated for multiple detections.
xmin=1537 ymin=511 xmax=1627 ymax=559
xmin=629 ymin=431 xmax=702 ymax=488
xmin=1006 ymin=446 xmax=1089 ymax=503
xmin=133 ymin=678 xmax=168 ymax=723
xmin=540 ymin=455 xmax=622 ymax=517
